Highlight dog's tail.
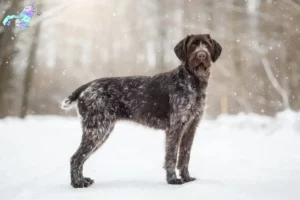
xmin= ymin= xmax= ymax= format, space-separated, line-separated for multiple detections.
xmin=61 ymin=82 xmax=91 ymax=110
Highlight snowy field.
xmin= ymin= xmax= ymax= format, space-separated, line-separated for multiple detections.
xmin=1 ymin=111 xmax=300 ymax=200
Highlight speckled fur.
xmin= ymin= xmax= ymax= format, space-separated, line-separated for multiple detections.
xmin=62 ymin=34 xmax=222 ymax=188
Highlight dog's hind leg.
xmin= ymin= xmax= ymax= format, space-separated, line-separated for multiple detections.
xmin=70 ymin=116 xmax=114 ymax=188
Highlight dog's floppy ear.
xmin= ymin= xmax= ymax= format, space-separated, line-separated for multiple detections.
xmin=174 ymin=35 xmax=191 ymax=62
xmin=211 ymin=39 xmax=222 ymax=62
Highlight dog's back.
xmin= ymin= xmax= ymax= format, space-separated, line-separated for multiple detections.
xmin=62 ymin=71 xmax=176 ymax=129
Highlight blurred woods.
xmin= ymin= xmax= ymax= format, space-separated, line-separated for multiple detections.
xmin=0 ymin=0 xmax=299 ymax=118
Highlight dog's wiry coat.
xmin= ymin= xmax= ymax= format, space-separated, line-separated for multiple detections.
xmin=62 ymin=34 xmax=222 ymax=188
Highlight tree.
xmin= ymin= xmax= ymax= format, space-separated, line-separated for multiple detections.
xmin=156 ymin=0 xmax=167 ymax=72
xmin=19 ymin=22 xmax=42 ymax=118
xmin=0 ymin=0 xmax=22 ymax=118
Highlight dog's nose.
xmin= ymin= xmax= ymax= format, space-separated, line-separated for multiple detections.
xmin=197 ymin=52 xmax=206 ymax=60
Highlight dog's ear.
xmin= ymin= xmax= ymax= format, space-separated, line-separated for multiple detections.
xmin=211 ymin=39 xmax=222 ymax=62
xmin=174 ymin=35 xmax=191 ymax=62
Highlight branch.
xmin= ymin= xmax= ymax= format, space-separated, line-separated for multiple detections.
xmin=27 ymin=0 xmax=107 ymax=27
xmin=30 ymin=4 xmax=70 ymax=26
xmin=262 ymin=58 xmax=290 ymax=109
xmin=222 ymin=4 xmax=274 ymax=22
xmin=17 ymin=3 xmax=80 ymax=35
xmin=283 ymin=0 xmax=300 ymax=11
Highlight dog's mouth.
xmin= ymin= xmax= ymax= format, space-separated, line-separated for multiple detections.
xmin=188 ymin=55 xmax=211 ymax=74
xmin=195 ymin=62 xmax=210 ymax=71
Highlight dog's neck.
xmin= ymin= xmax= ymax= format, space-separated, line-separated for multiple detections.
xmin=183 ymin=62 xmax=210 ymax=81
xmin=179 ymin=64 xmax=209 ymax=90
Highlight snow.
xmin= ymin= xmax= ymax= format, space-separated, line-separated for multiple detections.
xmin=1 ymin=111 xmax=300 ymax=200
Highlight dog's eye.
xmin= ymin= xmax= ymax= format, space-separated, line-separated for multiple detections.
xmin=202 ymin=40 xmax=211 ymax=47
xmin=191 ymin=42 xmax=198 ymax=48
xmin=201 ymin=41 xmax=208 ymax=46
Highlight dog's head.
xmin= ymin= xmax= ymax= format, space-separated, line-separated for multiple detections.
xmin=174 ymin=34 xmax=222 ymax=75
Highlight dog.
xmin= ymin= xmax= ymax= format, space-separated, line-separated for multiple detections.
xmin=61 ymin=34 xmax=222 ymax=188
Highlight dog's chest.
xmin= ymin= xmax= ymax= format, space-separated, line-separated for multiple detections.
xmin=185 ymin=83 xmax=206 ymax=116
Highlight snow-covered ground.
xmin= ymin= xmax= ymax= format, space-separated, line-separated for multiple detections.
xmin=1 ymin=111 xmax=300 ymax=200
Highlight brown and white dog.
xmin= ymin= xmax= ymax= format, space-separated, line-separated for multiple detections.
xmin=62 ymin=34 xmax=222 ymax=188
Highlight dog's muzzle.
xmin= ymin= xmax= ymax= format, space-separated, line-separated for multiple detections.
xmin=197 ymin=51 xmax=207 ymax=61
xmin=190 ymin=50 xmax=210 ymax=68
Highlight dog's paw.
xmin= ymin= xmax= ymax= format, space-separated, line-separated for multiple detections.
xmin=71 ymin=177 xmax=94 ymax=188
xmin=167 ymin=178 xmax=184 ymax=185
xmin=182 ymin=176 xmax=196 ymax=183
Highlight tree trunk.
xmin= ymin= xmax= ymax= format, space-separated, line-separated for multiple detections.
xmin=230 ymin=0 xmax=253 ymax=113
xmin=156 ymin=0 xmax=166 ymax=72
xmin=0 ymin=0 xmax=21 ymax=118
xmin=181 ymin=0 xmax=189 ymax=35
xmin=20 ymin=4 xmax=43 ymax=118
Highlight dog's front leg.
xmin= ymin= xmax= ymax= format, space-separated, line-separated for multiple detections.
xmin=164 ymin=121 xmax=186 ymax=185
xmin=177 ymin=115 xmax=201 ymax=183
